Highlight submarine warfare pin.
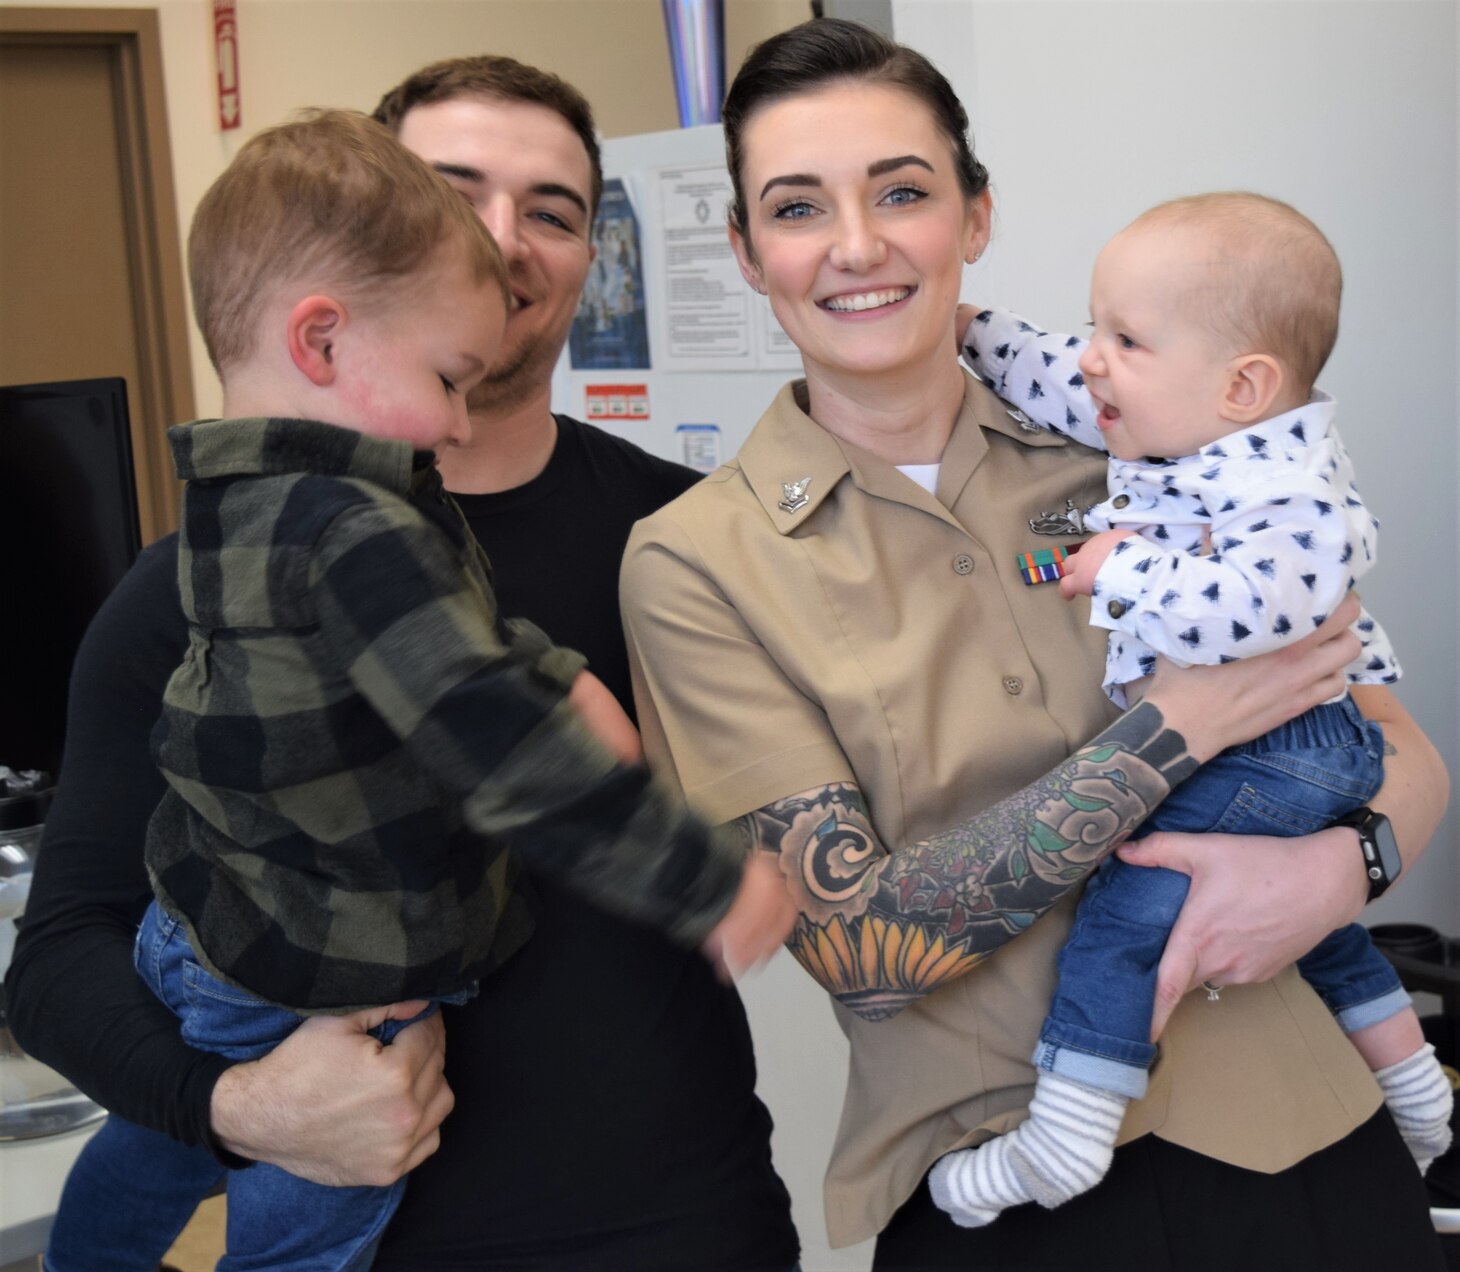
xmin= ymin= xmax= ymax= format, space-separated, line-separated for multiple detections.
xmin=1028 ymin=499 xmax=1086 ymax=537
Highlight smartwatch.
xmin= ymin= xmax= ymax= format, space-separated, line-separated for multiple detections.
xmin=1330 ymin=806 xmax=1401 ymax=902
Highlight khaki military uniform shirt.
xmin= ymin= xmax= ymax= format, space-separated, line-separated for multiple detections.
xmin=622 ymin=375 xmax=1379 ymax=1248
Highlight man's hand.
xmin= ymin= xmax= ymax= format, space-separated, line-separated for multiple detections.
xmin=1118 ymin=827 xmax=1368 ymax=1040
xmin=1058 ymin=529 xmax=1134 ymax=599
xmin=210 ymin=1001 xmax=452 ymax=1186
xmin=700 ymin=854 xmax=797 ymax=981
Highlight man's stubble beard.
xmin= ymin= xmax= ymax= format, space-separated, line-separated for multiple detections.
xmin=466 ymin=330 xmax=557 ymax=415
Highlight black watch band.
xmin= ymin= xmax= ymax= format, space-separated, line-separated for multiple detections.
xmin=1330 ymin=806 xmax=1401 ymax=902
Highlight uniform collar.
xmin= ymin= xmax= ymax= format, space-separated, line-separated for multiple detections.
xmin=739 ymin=372 xmax=1071 ymax=536
xmin=168 ymin=417 xmax=425 ymax=494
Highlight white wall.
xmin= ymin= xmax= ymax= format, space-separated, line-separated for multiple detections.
xmin=747 ymin=6 xmax=1458 ymax=1269
xmin=895 ymin=0 xmax=1458 ymax=934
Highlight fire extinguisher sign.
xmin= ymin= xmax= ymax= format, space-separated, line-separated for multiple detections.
xmin=215 ymin=0 xmax=240 ymax=131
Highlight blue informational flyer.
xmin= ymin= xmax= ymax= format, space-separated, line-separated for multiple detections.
xmin=569 ymin=178 xmax=650 ymax=370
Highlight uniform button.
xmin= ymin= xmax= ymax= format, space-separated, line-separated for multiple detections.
xmin=952 ymin=554 xmax=975 ymax=575
xmin=1112 ymin=494 xmax=1130 ymax=509
xmin=1107 ymin=600 xmax=1127 ymax=619
xmin=1003 ymin=676 xmax=1023 ymax=695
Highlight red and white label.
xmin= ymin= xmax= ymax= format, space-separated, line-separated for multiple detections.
xmin=214 ymin=1 xmax=240 ymax=131
xmin=584 ymin=384 xmax=649 ymax=421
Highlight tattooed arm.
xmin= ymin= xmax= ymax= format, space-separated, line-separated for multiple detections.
xmin=729 ymin=599 xmax=1367 ymax=1022
xmin=624 ymin=494 xmax=1363 ymax=1021
xmin=731 ymin=701 xmax=1193 ymax=1020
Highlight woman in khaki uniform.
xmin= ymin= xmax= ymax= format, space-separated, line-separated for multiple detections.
xmin=621 ymin=18 xmax=1447 ymax=1271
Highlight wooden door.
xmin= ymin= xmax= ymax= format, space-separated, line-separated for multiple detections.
xmin=0 ymin=8 xmax=193 ymax=541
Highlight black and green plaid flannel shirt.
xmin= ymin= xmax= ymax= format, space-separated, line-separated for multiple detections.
xmin=146 ymin=417 xmax=743 ymax=1012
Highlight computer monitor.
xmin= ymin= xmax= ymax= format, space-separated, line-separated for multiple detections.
xmin=0 ymin=377 xmax=142 ymax=776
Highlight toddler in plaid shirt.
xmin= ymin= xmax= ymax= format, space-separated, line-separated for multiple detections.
xmin=75 ymin=110 xmax=792 ymax=1271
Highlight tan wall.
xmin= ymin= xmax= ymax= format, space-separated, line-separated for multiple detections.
xmin=3 ymin=0 xmax=808 ymax=417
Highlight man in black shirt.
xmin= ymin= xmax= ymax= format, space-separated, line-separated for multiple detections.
xmin=7 ymin=55 xmax=798 ymax=1272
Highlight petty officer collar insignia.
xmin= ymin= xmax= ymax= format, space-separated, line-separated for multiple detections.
xmin=779 ymin=477 xmax=812 ymax=514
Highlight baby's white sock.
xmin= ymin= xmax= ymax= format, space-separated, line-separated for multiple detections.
xmin=928 ymin=1072 xmax=1127 ymax=1228
xmin=1375 ymin=1042 xmax=1454 ymax=1173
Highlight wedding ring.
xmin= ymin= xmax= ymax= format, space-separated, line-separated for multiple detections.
xmin=1202 ymin=980 xmax=1223 ymax=1002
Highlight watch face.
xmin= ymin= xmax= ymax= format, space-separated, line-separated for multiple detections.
xmin=1370 ymin=813 xmax=1402 ymax=881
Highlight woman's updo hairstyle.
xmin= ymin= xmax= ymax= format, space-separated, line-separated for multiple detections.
xmin=722 ymin=17 xmax=990 ymax=244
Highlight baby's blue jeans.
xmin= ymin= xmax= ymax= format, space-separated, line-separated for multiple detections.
xmin=1034 ymin=695 xmax=1409 ymax=1099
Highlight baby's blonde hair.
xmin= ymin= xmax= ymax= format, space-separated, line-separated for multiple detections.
xmin=1133 ymin=192 xmax=1341 ymax=394
xmin=188 ymin=109 xmax=508 ymax=374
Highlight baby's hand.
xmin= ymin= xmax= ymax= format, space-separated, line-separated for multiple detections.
xmin=1058 ymin=529 xmax=1136 ymax=600
xmin=700 ymin=854 xmax=797 ymax=982
xmin=567 ymin=670 xmax=642 ymax=764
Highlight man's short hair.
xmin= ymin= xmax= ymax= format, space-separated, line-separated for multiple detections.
xmin=1137 ymin=192 xmax=1342 ymax=393
xmin=189 ymin=109 xmax=508 ymax=374
xmin=372 ymin=55 xmax=603 ymax=215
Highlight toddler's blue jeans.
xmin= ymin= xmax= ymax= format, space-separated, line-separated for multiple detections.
xmin=47 ymin=901 xmax=467 ymax=1272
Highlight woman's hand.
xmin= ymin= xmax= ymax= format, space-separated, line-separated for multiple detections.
xmin=210 ymin=1001 xmax=452 ymax=1186
xmin=1143 ymin=594 xmax=1360 ymax=765
xmin=1118 ymin=828 xmax=1367 ymax=1040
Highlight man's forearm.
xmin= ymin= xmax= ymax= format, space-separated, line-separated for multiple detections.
xmin=6 ymin=889 xmax=229 ymax=1149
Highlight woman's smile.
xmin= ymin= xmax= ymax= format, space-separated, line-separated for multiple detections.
xmin=820 ymin=286 xmax=914 ymax=314
xmin=729 ymin=81 xmax=988 ymax=397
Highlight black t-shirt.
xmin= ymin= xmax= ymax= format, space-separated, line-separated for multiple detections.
xmin=7 ymin=417 xmax=797 ymax=1272
xmin=379 ymin=422 xmax=796 ymax=1270
xmin=450 ymin=415 xmax=697 ymax=724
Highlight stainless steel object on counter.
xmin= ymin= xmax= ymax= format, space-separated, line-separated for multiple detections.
xmin=0 ymin=769 xmax=105 ymax=1141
